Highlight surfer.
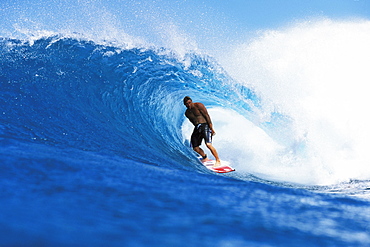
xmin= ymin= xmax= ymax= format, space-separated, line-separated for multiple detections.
xmin=183 ymin=96 xmax=221 ymax=167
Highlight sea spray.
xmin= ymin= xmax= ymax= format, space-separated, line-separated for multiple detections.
xmin=220 ymin=19 xmax=370 ymax=184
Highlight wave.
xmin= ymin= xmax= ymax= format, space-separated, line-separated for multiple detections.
xmin=0 ymin=35 xmax=257 ymax=171
xmin=2 ymin=18 xmax=370 ymax=186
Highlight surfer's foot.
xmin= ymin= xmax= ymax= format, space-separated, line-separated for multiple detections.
xmin=201 ymin=154 xmax=210 ymax=162
xmin=212 ymin=161 xmax=222 ymax=168
xmin=201 ymin=157 xmax=211 ymax=162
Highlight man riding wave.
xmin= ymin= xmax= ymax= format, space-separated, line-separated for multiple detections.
xmin=183 ymin=96 xmax=221 ymax=167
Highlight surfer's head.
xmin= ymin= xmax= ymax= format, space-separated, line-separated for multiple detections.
xmin=183 ymin=96 xmax=192 ymax=105
xmin=183 ymin=96 xmax=192 ymax=108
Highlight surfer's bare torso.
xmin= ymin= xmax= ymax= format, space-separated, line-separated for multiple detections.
xmin=185 ymin=102 xmax=209 ymax=126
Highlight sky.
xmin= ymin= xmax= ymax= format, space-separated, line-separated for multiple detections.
xmin=201 ymin=0 xmax=370 ymax=28
xmin=0 ymin=0 xmax=369 ymax=53
xmin=2 ymin=0 xmax=369 ymax=31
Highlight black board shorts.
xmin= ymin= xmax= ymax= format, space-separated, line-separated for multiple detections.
xmin=191 ymin=123 xmax=212 ymax=148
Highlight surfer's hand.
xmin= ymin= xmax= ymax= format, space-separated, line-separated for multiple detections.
xmin=211 ymin=129 xmax=216 ymax=136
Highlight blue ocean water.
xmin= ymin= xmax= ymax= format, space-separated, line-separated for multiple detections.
xmin=1 ymin=32 xmax=370 ymax=247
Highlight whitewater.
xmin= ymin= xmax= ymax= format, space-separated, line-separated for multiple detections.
xmin=1 ymin=1 xmax=370 ymax=246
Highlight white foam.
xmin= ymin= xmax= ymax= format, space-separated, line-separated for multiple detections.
xmin=220 ymin=18 xmax=370 ymax=185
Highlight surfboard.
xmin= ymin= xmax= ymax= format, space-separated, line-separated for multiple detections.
xmin=201 ymin=159 xmax=235 ymax=173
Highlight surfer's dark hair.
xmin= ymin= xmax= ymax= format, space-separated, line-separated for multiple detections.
xmin=183 ymin=96 xmax=192 ymax=105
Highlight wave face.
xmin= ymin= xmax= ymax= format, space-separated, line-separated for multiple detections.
xmin=0 ymin=36 xmax=240 ymax=167
xmin=1 ymin=19 xmax=370 ymax=246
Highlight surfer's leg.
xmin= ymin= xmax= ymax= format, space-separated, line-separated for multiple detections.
xmin=203 ymin=125 xmax=221 ymax=166
xmin=191 ymin=125 xmax=209 ymax=160
xmin=205 ymin=143 xmax=221 ymax=167
xmin=193 ymin=146 xmax=209 ymax=161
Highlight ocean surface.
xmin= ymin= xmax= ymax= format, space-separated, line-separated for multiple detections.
xmin=1 ymin=4 xmax=370 ymax=246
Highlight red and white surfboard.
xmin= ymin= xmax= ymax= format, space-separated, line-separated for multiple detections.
xmin=201 ymin=159 xmax=235 ymax=173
